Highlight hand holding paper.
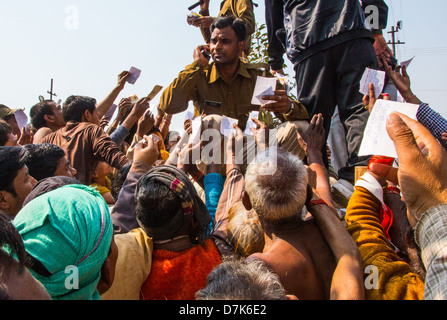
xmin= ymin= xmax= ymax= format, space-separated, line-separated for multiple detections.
xmin=127 ymin=67 xmax=141 ymax=85
xmin=251 ymin=76 xmax=277 ymax=105
xmin=220 ymin=116 xmax=239 ymax=138
xmin=376 ymin=112 xmax=447 ymax=227
xmin=133 ymin=134 xmax=160 ymax=166
xmin=244 ymin=111 xmax=259 ymax=135
xmin=359 ymin=99 xmax=419 ymax=158
xmin=189 ymin=115 xmax=202 ymax=144
xmin=117 ymin=71 xmax=131 ymax=88
xmin=185 ymin=111 xmax=194 ymax=121
xmin=146 ymin=85 xmax=163 ymax=101
xmin=384 ymin=60 xmax=422 ymax=105
xmin=360 ymin=68 xmax=386 ymax=99
xmin=14 ymin=109 xmax=28 ymax=131
xmin=399 ymin=56 xmax=415 ymax=69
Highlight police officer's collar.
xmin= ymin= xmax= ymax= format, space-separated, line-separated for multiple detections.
xmin=208 ymin=59 xmax=251 ymax=84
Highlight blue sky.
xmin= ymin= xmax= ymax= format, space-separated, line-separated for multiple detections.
xmin=0 ymin=0 xmax=446 ymax=133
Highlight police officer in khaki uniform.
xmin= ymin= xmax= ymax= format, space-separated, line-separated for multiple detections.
xmin=188 ymin=0 xmax=256 ymax=57
xmin=160 ymin=16 xmax=310 ymax=160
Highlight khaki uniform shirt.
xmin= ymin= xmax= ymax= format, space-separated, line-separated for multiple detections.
xmin=159 ymin=60 xmax=308 ymax=131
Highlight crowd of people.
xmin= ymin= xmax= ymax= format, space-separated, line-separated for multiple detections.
xmin=1 ymin=0 xmax=447 ymax=302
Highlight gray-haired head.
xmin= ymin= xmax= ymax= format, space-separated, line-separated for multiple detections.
xmin=245 ymin=148 xmax=308 ymax=222
xmin=195 ymin=258 xmax=288 ymax=300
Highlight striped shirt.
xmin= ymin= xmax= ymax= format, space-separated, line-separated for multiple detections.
xmin=415 ymin=204 xmax=447 ymax=300
xmin=417 ymin=103 xmax=447 ymax=151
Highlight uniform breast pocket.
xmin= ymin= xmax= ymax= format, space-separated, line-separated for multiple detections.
xmin=204 ymin=100 xmax=222 ymax=108
xmin=204 ymin=100 xmax=222 ymax=115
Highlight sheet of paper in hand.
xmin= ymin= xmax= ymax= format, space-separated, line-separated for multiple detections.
xmin=103 ymin=104 xmax=117 ymax=122
xmin=251 ymin=76 xmax=277 ymax=105
xmin=146 ymin=85 xmax=163 ymax=101
xmin=185 ymin=110 xmax=194 ymax=121
xmin=189 ymin=115 xmax=202 ymax=144
xmin=244 ymin=111 xmax=259 ymax=136
xmin=185 ymin=110 xmax=195 ymax=121
xmin=14 ymin=109 xmax=28 ymax=130
xmin=360 ymin=67 xmax=386 ymax=99
xmin=127 ymin=67 xmax=142 ymax=85
xmin=359 ymin=99 xmax=419 ymax=158
xmin=220 ymin=116 xmax=239 ymax=137
xmin=149 ymin=133 xmax=161 ymax=145
xmin=400 ymin=56 xmax=415 ymax=69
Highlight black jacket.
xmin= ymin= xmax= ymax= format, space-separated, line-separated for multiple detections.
xmin=265 ymin=0 xmax=389 ymax=70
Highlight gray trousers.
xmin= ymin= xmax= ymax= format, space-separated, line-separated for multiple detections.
xmin=294 ymin=37 xmax=379 ymax=183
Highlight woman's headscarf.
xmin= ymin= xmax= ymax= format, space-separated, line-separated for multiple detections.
xmin=135 ymin=165 xmax=212 ymax=244
xmin=13 ymin=184 xmax=113 ymax=300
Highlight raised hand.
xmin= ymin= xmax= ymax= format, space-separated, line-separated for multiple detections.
xmin=250 ymin=118 xmax=269 ymax=151
xmin=130 ymin=97 xmax=150 ymax=119
xmin=261 ymin=90 xmax=291 ymax=114
xmin=117 ymin=71 xmax=130 ymax=89
xmin=362 ymin=83 xmax=391 ymax=114
xmin=370 ymin=112 xmax=447 ymax=227
xmin=133 ymin=135 xmax=160 ymax=166
xmin=136 ymin=110 xmax=155 ymax=137
xmin=384 ymin=60 xmax=421 ymax=105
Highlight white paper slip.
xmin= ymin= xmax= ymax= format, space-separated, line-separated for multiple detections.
xmin=149 ymin=133 xmax=161 ymax=144
xmin=221 ymin=116 xmax=239 ymax=137
xmin=14 ymin=109 xmax=28 ymax=130
xmin=359 ymin=99 xmax=420 ymax=159
xmin=251 ymin=76 xmax=277 ymax=105
xmin=400 ymin=56 xmax=415 ymax=69
xmin=127 ymin=67 xmax=141 ymax=85
xmin=185 ymin=110 xmax=195 ymax=121
xmin=244 ymin=111 xmax=259 ymax=135
xmin=360 ymin=67 xmax=386 ymax=99
xmin=189 ymin=116 xmax=202 ymax=144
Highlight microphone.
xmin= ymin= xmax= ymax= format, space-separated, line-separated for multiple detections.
xmin=188 ymin=0 xmax=204 ymax=11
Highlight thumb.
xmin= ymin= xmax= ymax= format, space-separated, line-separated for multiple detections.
xmin=386 ymin=112 xmax=423 ymax=165
xmin=402 ymin=65 xmax=409 ymax=79
xmin=368 ymin=83 xmax=376 ymax=100
xmin=368 ymin=163 xmax=399 ymax=185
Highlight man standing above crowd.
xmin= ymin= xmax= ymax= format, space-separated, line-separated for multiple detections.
xmin=160 ymin=16 xmax=309 ymax=158
xmin=265 ymin=0 xmax=391 ymax=185
xmin=188 ymin=0 xmax=256 ymax=57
